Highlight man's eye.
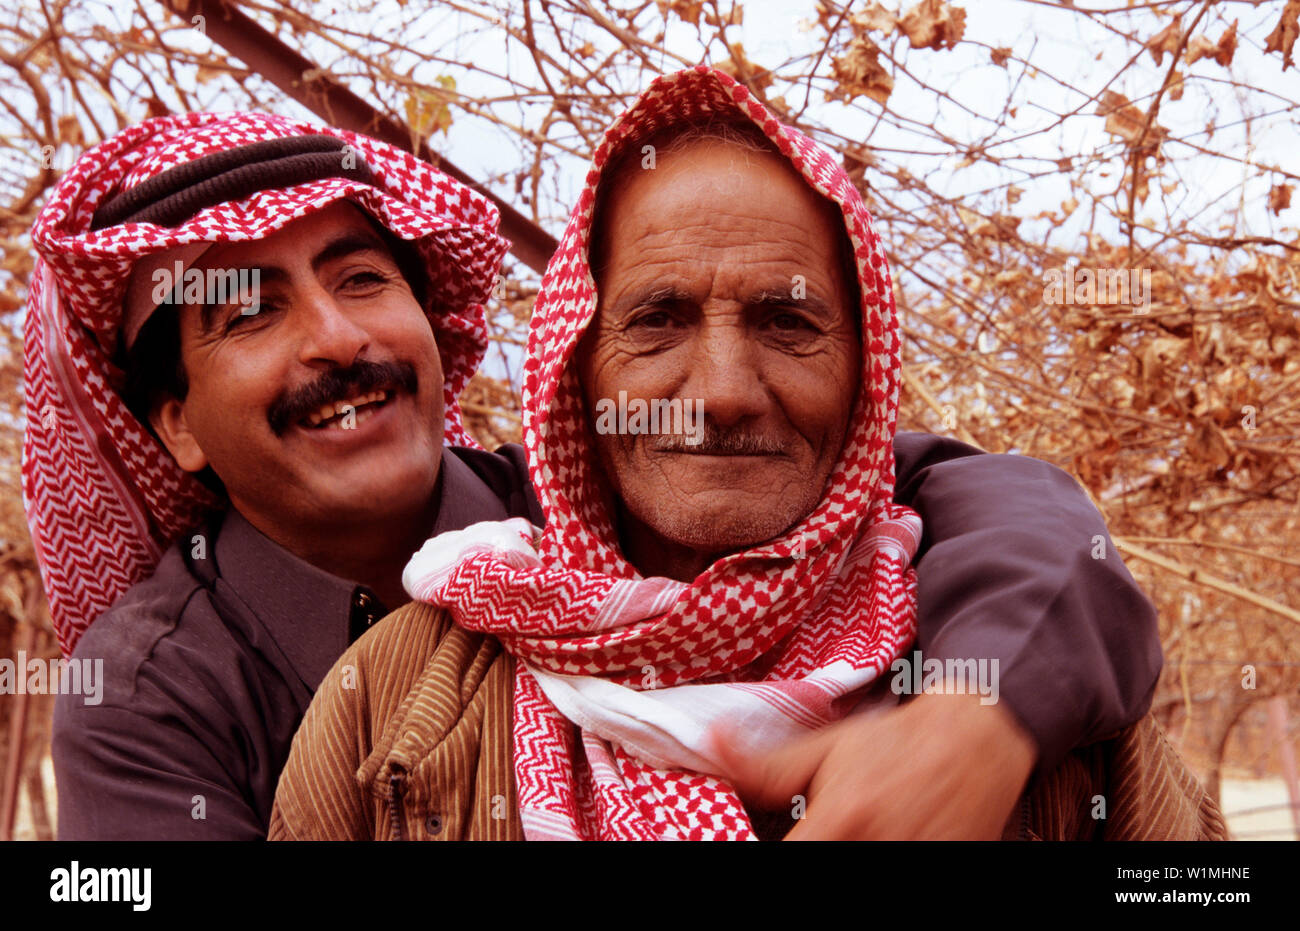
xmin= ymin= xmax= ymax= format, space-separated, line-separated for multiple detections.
xmin=223 ymin=301 xmax=275 ymax=331
xmin=630 ymin=310 xmax=676 ymax=329
xmin=770 ymin=311 xmax=813 ymax=331
xmin=343 ymin=271 xmax=390 ymax=289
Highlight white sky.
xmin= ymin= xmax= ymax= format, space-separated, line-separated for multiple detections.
xmin=12 ymin=0 xmax=1295 ymax=260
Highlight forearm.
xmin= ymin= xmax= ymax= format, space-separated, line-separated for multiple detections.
xmin=893 ymin=432 xmax=1163 ymax=773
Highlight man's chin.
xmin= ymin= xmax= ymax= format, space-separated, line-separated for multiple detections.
xmin=281 ymin=473 xmax=447 ymax=531
xmin=226 ymin=459 xmax=438 ymax=528
xmin=637 ymin=502 xmax=810 ymax=556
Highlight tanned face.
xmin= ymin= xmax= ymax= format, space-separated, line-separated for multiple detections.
xmin=149 ymin=201 xmax=446 ymax=549
xmin=579 ymin=139 xmax=860 ymax=581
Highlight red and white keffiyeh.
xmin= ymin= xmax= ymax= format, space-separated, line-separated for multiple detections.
xmin=405 ymin=65 xmax=921 ymax=840
xmin=24 ymin=110 xmax=508 ymax=656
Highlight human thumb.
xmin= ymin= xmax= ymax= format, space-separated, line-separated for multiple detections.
xmin=705 ymin=719 xmax=833 ymax=811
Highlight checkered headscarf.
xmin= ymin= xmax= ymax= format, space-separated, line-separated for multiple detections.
xmin=407 ymin=66 xmax=921 ymax=840
xmin=23 ymin=110 xmax=508 ymax=655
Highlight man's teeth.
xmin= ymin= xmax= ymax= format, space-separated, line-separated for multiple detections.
xmin=303 ymin=390 xmax=388 ymax=428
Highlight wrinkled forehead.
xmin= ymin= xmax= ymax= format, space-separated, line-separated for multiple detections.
xmin=589 ymin=122 xmax=784 ymax=266
xmin=586 ymin=125 xmax=863 ymax=324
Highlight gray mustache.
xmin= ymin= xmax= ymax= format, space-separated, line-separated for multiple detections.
xmin=651 ymin=424 xmax=786 ymax=455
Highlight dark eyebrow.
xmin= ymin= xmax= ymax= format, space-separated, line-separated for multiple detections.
xmin=197 ymin=266 xmax=283 ymax=333
xmin=197 ymin=231 xmax=395 ymax=333
xmin=310 ymin=231 xmax=393 ymax=273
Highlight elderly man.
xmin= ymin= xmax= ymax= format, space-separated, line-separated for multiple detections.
xmin=269 ymin=67 xmax=1223 ymax=840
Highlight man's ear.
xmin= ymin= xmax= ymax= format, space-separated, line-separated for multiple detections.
xmin=149 ymin=398 xmax=209 ymax=474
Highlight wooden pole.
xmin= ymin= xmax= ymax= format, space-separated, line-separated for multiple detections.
xmin=160 ymin=0 xmax=559 ymax=274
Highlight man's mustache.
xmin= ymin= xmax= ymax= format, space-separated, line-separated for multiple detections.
xmin=267 ymin=359 xmax=418 ymax=436
xmin=650 ymin=422 xmax=787 ymax=455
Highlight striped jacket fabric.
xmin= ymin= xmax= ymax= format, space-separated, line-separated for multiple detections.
xmin=269 ymin=601 xmax=1229 ymax=842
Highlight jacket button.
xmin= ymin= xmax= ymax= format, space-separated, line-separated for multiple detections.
xmin=353 ymin=591 xmax=380 ymax=627
xmin=426 ymin=813 xmax=443 ymax=835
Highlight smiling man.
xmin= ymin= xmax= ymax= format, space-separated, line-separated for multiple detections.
xmin=578 ymin=129 xmax=861 ymax=582
xmin=26 ymin=113 xmax=534 ymax=839
xmin=142 ymin=203 xmax=447 ymax=610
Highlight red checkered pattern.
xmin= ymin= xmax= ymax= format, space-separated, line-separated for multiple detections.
xmin=422 ymin=67 xmax=921 ymax=841
xmin=23 ymin=110 xmax=508 ymax=656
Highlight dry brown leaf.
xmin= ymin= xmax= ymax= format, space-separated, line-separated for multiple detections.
xmin=1189 ymin=420 xmax=1234 ymax=470
xmin=956 ymin=205 xmax=986 ymax=236
xmin=1146 ymin=20 xmax=1181 ymax=66
xmin=1265 ymin=0 xmax=1300 ymax=70
xmin=0 ymin=573 xmax=25 ymax=620
xmin=830 ymin=37 xmax=894 ymax=105
xmin=1 ymin=247 xmax=31 ymax=276
xmin=56 ymin=113 xmax=83 ymax=146
xmin=404 ymin=76 xmax=456 ymax=139
xmin=1125 ymin=165 xmax=1151 ymax=206
xmin=898 ymin=0 xmax=966 ymax=51
xmin=656 ymin=0 xmax=705 ymax=26
xmin=956 ymin=205 xmax=1018 ymax=240
xmin=1097 ymin=90 xmax=1166 ymax=153
xmin=1184 ymin=35 xmax=1216 ymax=66
xmin=1168 ymin=69 xmax=1185 ymax=101
xmin=1269 ymin=183 xmax=1293 ymax=215
xmin=1185 ymin=22 xmax=1236 ymax=68
xmin=813 ymin=0 xmax=839 ymax=31
xmin=576 ymin=42 xmax=596 ymax=58
xmin=850 ymin=2 xmax=897 ymax=34
xmin=1152 ymin=335 xmax=1186 ymax=365
xmin=704 ymin=3 xmax=744 ymax=27
xmin=990 ymin=46 xmax=1012 ymax=68
xmin=1213 ymin=20 xmax=1238 ymax=67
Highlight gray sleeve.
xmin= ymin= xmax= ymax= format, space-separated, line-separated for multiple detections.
xmin=893 ymin=432 xmax=1163 ymax=774
xmin=52 ymin=685 xmax=266 ymax=841
xmin=49 ymin=596 xmax=280 ymax=841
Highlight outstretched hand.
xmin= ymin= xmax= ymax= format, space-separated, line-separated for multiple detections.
xmin=711 ymin=690 xmax=1038 ymax=840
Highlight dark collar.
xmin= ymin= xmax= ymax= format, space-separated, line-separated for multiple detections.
xmin=210 ymin=446 xmax=516 ymax=691
xmin=212 ymin=509 xmax=358 ymax=692
xmin=430 ymin=444 xmax=513 ymax=536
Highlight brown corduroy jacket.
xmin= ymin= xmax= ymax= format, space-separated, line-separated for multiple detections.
xmin=269 ymin=602 xmax=1229 ymax=841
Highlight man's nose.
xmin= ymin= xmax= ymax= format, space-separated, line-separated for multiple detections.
xmin=681 ymin=316 xmax=768 ymax=426
xmin=294 ymin=283 xmax=370 ymax=366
